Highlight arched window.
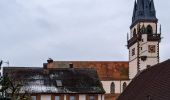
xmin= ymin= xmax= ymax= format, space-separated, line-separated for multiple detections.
xmin=123 ymin=82 xmax=127 ymax=91
xmin=110 ymin=82 xmax=115 ymax=93
xmin=133 ymin=28 xmax=137 ymax=37
xmin=141 ymin=25 xmax=146 ymax=34
xmin=146 ymin=25 xmax=153 ymax=34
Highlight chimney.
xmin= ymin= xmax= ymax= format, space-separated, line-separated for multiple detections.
xmin=69 ymin=63 xmax=74 ymax=68
xmin=46 ymin=58 xmax=54 ymax=69
xmin=47 ymin=58 xmax=53 ymax=64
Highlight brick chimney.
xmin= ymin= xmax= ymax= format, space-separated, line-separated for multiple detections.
xmin=47 ymin=58 xmax=54 ymax=68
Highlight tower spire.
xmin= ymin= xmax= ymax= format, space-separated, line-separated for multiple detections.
xmin=150 ymin=0 xmax=156 ymax=17
xmin=131 ymin=0 xmax=157 ymax=28
xmin=150 ymin=0 xmax=155 ymax=11
xmin=137 ymin=0 xmax=143 ymax=11
xmin=132 ymin=0 xmax=137 ymax=22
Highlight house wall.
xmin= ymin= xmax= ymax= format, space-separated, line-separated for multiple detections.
xmin=98 ymin=94 xmax=104 ymax=100
xmin=101 ymin=81 xmax=130 ymax=94
xmin=32 ymin=94 xmax=104 ymax=100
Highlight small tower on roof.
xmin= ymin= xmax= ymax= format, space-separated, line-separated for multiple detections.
xmin=127 ymin=0 xmax=161 ymax=79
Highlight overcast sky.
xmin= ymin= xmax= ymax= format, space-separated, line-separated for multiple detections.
xmin=0 ymin=0 xmax=170 ymax=67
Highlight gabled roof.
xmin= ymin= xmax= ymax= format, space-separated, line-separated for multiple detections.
xmin=117 ymin=59 xmax=170 ymax=100
xmin=46 ymin=61 xmax=129 ymax=81
xmin=3 ymin=67 xmax=105 ymax=94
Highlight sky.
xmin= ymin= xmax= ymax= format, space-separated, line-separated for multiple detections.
xmin=0 ymin=0 xmax=170 ymax=67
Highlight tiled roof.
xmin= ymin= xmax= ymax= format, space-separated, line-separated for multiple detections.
xmin=3 ymin=67 xmax=105 ymax=94
xmin=46 ymin=61 xmax=129 ymax=81
xmin=117 ymin=59 xmax=170 ymax=100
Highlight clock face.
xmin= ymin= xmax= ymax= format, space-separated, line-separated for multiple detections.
xmin=148 ymin=45 xmax=156 ymax=53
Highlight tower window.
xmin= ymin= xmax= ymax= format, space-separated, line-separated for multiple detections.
xmin=132 ymin=48 xmax=135 ymax=56
xmin=147 ymin=25 xmax=153 ymax=34
xmin=110 ymin=82 xmax=115 ymax=93
xmin=133 ymin=28 xmax=137 ymax=37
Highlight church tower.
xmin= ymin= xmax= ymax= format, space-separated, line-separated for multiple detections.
xmin=127 ymin=0 xmax=161 ymax=79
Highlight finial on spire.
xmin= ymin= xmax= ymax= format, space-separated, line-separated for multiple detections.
xmin=160 ymin=24 xmax=162 ymax=34
xmin=132 ymin=0 xmax=137 ymax=22
xmin=127 ymin=33 xmax=129 ymax=41
xmin=150 ymin=0 xmax=155 ymax=11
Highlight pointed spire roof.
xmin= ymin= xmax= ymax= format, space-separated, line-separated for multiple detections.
xmin=150 ymin=0 xmax=155 ymax=11
xmin=137 ymin=0 xmax=144 ymax=11
xmin=131 ymin=0 xmax=158 ymax=28
xmin=132 ymin=1 xmax=137 ymax=21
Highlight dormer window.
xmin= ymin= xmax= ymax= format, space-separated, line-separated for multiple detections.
xmin=56 ymin=80 xmax=62 ymax=87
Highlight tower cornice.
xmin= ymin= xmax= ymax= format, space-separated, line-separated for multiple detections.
xmin=130 ymin=19 xmax=158 ymax=29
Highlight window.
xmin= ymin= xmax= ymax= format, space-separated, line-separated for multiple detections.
xmin=55 ymin=96 xmax=60 ymax=100
xmin=148 ymin=45 xmax=156 ymax=53
xmin=147 ymin=25 xmax=153 ymax=34
xmin=133 ymin=28 xmax=137 ymax=37
xmin=31 ymin=96 xmax=36 ymax=100
xmin=123 ymin=82 xmax=127 ymax=91
xmin=110 ymin=82 xmax=115 ymax=93
xmin=87 ymin=95 xmax=97 ymax=100
xmin=89 ymin=96 xmax=95 ymax=100
xmin=70 ymin=96 xmax=75 ymax=100
xmin=56 ymin=80 xmax=62 ymax=87
xmin=132 ymin=48 xmax=135 ymax=56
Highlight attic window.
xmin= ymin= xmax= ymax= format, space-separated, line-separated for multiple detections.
xmin=56 ymin=80 xmax=62 ymax=87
